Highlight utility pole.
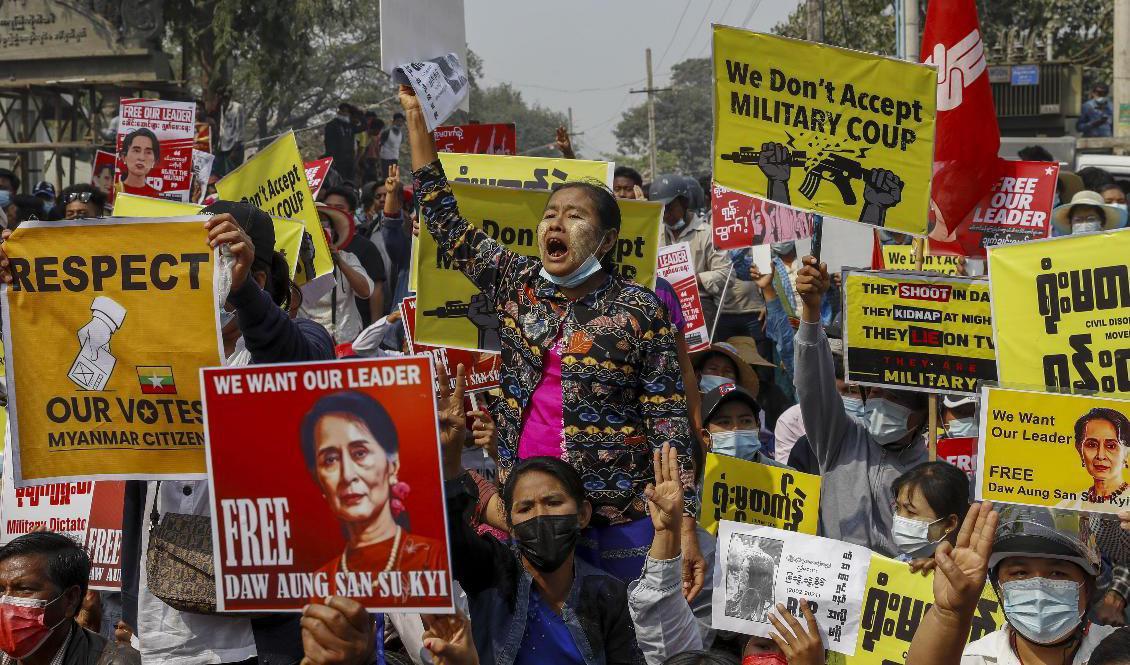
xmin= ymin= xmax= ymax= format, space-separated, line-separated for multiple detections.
xmin=1116 ymin=0 xmax=1129 ymax=138
xmin=806 ymin=0 xmax=824 ymax=42
xmin=629 ymin=48 xmax=671 ymax=180
xmin=568 ymin=106 xmax=574 ymax=135
xmin=903 ymin=0 xmax=920 ymax=61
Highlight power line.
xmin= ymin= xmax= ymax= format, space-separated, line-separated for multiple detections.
xmin=478 ymin=77 xmax=646 ymax=94
xmin=655 ymin=1 xmax=694 ymax=69
xmin=739 ymin=0 xmax=765 ymax=28
xmin=673 ymin=0 xmax=717 ymax=65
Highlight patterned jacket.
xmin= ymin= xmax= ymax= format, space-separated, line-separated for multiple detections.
xmin=415 ymin=161 xmax=697 ymax=525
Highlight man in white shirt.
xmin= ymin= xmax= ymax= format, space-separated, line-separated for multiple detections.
xmin=299 ymin=204 xmax=374 ymax=344
xmin=379 ymin=113 xmax=405 ymax=179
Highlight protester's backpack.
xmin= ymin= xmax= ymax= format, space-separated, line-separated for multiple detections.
xmin=145 ymin=482 xmax=218 ymax=614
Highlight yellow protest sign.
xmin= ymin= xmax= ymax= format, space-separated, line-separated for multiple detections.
xmin=842 ymin=270 xmax=995 ymax=394
xmin=216 ymin=131 xmax=332 ymax=282
xmin=113 ymin=195 xmax=304 ymax=279
xmin=712 ymin=27 xmax=936 ymax=235
xmin=699 ymin=453 xmax=820 ymax=536
xmin=0 ymin=218 xmax=223 ymax=483
xmin=827 ymin=555 xmax=1004 ymax=665
xmin=415 ymin=182 xmax=662 ymax=351
xmin=882 ymin=245 xmax=961 ymax=274
xmin=989 ymin=231 xmax=1130 ymax=396
xmin=977 ymin=386 xmax=1130 ymax=513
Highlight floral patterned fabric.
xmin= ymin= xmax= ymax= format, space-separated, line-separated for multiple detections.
xmin=415 ymin=161 xmax=697 ymax=525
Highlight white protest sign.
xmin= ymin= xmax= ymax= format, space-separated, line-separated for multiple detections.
xmin=380 ymin=0 xmax=469 ymax=112
xmin=820 ymin=216 xmax=875 ymax=274
xmin=397 ymin=53 xmax=470 ymax=131
xmin=713 ymin=520 xmax=871 ymax=656
xmin=1 ymin=449 xmax=93 ymax=544
xmin=656 ymin=242 xmax=710 ymax=352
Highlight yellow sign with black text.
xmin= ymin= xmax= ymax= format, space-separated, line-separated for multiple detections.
xmin=712 ymin=27 xmax=936 ymax=235
xmin=827 ymin=555 xmax=1004 ymax=665
xmin=0 ymin=218 xmax=223 ymax=484
xmin=699 ymin=453 xmax=820 ymax=536
xmin=842 ymin=270 xmax=995 ymax=394
xmin=415 ymin=182 xmax=662 ymax=351
xmin=976 ymin=386 xmax=1130 ymax=513
xmin=882 ymin=245 xmax=961 ymax=274
xmin=989 ymin=231 xmax=1130 ymax=396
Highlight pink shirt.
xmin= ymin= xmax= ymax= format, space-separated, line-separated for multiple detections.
xmin=518 ymin=335 xmax=565 ymax=458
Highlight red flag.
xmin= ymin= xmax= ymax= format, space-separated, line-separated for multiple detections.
xmin=921 ymin=0 xmax=1000 ymax=239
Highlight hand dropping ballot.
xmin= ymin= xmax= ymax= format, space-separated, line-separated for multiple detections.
xmin=68 ymin=297 xmax=126 ymax=392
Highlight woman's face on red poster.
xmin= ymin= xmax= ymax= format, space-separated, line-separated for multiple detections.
xmin=313 ymin=414 xmax=399 ymax=524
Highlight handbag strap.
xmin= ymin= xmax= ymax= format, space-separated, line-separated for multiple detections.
xmin=149 ymin=481 xmax=162 ymax=528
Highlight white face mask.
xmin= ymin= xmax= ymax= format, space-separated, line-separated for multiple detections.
xmin=864 ymin=398 xmax=913 ymax=446
xmin=538 ymin=231 xmax=608 ymax=289
xmin=891 ymin=514 xmax=947 ymax=558
xmin=1072 ymin=221 xmax=1102 ymax=235
xmin=699 ymin=374 xmax=732 ymax=393
xmin=710 ymin=429 xmax=762 ymax=461
xmin=1113 ymin=202 xmax=1127 ymax=211
xmin=842 ymin=395 xmax=865 ymax=419
xmin=945 ymin=417 xmax=978 ymax=438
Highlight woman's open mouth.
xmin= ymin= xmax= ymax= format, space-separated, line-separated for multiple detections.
xmin=545 ymin=236 xmax=569 ymax=261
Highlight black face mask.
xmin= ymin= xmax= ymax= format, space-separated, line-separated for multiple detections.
xmin=511 ymin=514 xmax=581 ymax=573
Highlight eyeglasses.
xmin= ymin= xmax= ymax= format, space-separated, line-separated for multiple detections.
xmin=64 ymin=191 xmax=94 ymax=204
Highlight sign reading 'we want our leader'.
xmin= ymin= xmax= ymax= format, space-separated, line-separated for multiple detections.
xmin=1 ymin=217 xmax=224 ymax=485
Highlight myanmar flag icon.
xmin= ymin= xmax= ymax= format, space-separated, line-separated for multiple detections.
xmin=137 ymin=366 xmax=176 ymax=394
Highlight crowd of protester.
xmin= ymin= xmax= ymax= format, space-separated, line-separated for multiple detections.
xmin=1 ymin=77 xmax=1130 ymax=665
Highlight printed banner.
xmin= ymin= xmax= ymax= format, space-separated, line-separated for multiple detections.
xmin=194 ymin=121 xmax=212 ymax=154
xmin=91 ymin=150 xmax=117 ymax=206
xmin=712 ymin=27 xmax=936 ymax=235
xmin=400 ymin=296 xmax=501 ymax=392
xmin=396 ymin=53 xmax=470 ymax=131
xmin=711 ymin=182 xmax=817 ymax=249
xmin=1 ymin=218 xmax=223 ymax=484
xmin=437 ymin=152 xmax=614 ymax=190
xmin=84 ymin=480 xmax=125 ymax=591
xmin=304 ymin=158 xmax=334 ymax=199
xmin=435 ymin=123 xmax=517 ymax=155
xmin=842 ymin=269 xmax=996 ymax=394
xmin=937 ymin=437 xmax=976 ymax=480
xmin=202 ymin=357 xmax=453 ymax=613
xmin=415 ymin=182 xmax=661 ymax=351
xmin=217 ymin=131 xmax=333 ymax=282
xmin=699 ymin=453 xmax=820 ymax=536
xmin=977 ymin=386 xmax=1130 ymax=512
xmin=191 ymin=150 xmax=215 ymax=205
xmin=656 ymin=243 xmax=711 ymax=351
xmin=989 ymin=231 xmax=1130 ymax=396
xmin=713 ymin=521 xmax=870 ymax=655
xmin=1 ymin=452 xmax=94 ymax=543
xmin=379 ymin=0 xmax=469 ymax=116
xmin=116 ymin=98 xmax=196 ymax=202
xmin=826 ymin=555 xmax=1004 ymax=665
xmin=881 ymin=245 xmax=961 ymax=274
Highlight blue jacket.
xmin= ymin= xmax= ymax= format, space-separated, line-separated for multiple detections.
xmin=445 ymin=475 xmax=644 ymax=665
xmin=1077 ymin=98 xmax=1113 ymax=137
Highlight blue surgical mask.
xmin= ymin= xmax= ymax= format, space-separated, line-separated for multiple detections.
xmin=539 ymin=230 xmax=608 ymax=289
xmin=945 ymin=417 xmax=977 ymax=438
xmin=842 ymin=395 xmax=865 ymax=419
xmin=669 ymin=218 xmax=687 ymax=233
xmin=771 ymin=241 xmax=796 ymax=256
xmin=699 ymin=374 xmax=732 ymax=393
xmin=864 ymin=398 xmax=913 ymax=446
xmin=1001 ymin=578 xmax=1083 ymax=645
xmin=220 ymin=309 xmax=236 ymax=328
xmin=710 ymin=429 xmax=762 ymax=461
xmin=891 ymin=514 xmax=946 ymax=558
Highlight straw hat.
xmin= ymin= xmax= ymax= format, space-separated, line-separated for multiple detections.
xmin=692 ymin=342 xmax=760 ymax=396
xmin=724 ymin=336 xmax=776 ymax=368
xmin=1051 ymin=190 xmax=1126 ymax=234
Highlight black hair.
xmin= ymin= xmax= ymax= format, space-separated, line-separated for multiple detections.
xmin=695 ymin=350 xmax=739 ymax=377
xmin=120 ymin=127 xmax=161 ymax=162
xmin=1099 ymin=182 xmax=1126 ymax=195
xmin=361 ymin=181 xmax=381 ymax=210
xmin=1090 ymin=627 xmax=1130 ymax=665
xmin=12 ymin=194 xmax=42 ymax=225
xmin=60 ymin=183 xmax=107 ymax=215
xmin=300 ymin=390 xmax=399 ymax=473
xmin=1073 ymin=407 xmax=1130 ymax=453
xmin=549 ymin=180 xmax=622 ymax=272
xmin=1094 ymin=83 xmax=1111 ymax=94
xmin=321 ymin=185 xmax=358 ymax=211
xmin=0 ymin=167 xmax=20 ymax=193
xmin=0 ymin=532 xmax=91 ymax=597
xmin=94 ymin=162 xmax=114 ymax=176
xmin=501 ymin=456 xmax=586 ymax=525
xmin=613 ymin=166 xmax=643 ymax=187
xmin=661 ymin=652 xmax=740 ymax=665
xmin=393 ymin=112 xmax=405 ymax=121
xmin=1017 ymin=145 xmax=1054 ymax=163
xmin=1078 ymin=166 xmax=1115 ymax=192
xmin=891 ymin=461 xmax=970 ymax=524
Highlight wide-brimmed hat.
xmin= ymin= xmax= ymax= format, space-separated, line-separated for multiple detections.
xmin=724 ymin=336 xmax=775 ymax=368
xmin=692 ymin=342 xmax=760 ymax=396
xmin=1051 ymin=190 xmax=1126 ymax=234
xmin=1057 ymin=171 xmax=1084 ymax=202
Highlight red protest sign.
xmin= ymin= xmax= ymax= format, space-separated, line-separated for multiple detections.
xmin=937 ymin=436 xmax=976 ymax=479
xmin=305 ymin=157 xmax=334 ymax=198
xmin=202 ymin=357 xmax=453 ymax=613
xmin=84 ymin=481 xmax=125 ymax=591
xmin=434 ymin=124 xmax=517 ymax=155
xmin=116 ymin=99 xmax=196 ymax=202
xmin=400 ymin=297 xmax=501 ymax=392
xmin=91 ymin=150 xmax=118 ymax=206
xmin=656 ymin=243 xmax=710 ymax=351
xmin=710 ymin=182 xmax=816 ymax=250
xmin=928 ymin=159 xmax=1059 ymax=257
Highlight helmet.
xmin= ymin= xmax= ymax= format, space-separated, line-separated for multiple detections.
xmin=649 ymin=174 xmax=694 ymax=206
xmin=988 ymin=505 xmax=1100 ymax=577
xmin=684 ymin=176 xmax=705 ymax=210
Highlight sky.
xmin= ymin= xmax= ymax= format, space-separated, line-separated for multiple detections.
xmin=464 ymin=0 xmax=803 ymax=158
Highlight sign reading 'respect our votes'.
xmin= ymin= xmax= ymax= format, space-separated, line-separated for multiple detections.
xmin=1 ymin=217 xmax=223 ymax=485
xmin=712 ymin=27 xmax=936 ymax=235
xmin=842 ymin=270 xmax=996 ymax=394
xmin=202 ymin=357 xmax=453 ymax=613
xmin=977 ymin=386 xmax=1130 ymax=513
xmin=989 ymin=230 xmax=1130 ymax=397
